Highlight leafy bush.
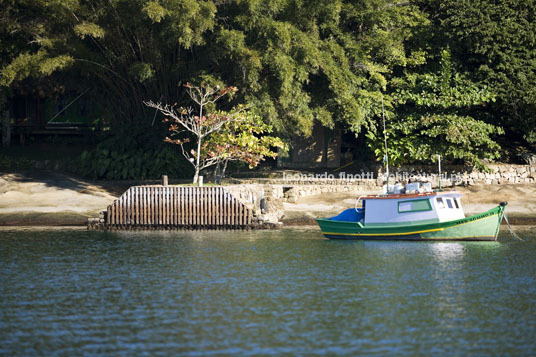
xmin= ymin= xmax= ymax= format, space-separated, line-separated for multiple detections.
xmin=76 ymin=124 xmax=193 ymax=180
xmin=0 ymin=154 xmax=33 ymax=170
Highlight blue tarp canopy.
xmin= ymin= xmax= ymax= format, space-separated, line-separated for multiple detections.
xmin=329 ymin=208 xmax=364 ymax=222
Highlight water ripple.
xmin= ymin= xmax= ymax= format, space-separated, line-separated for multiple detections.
xmin=1 ymin=228 xmax=535 ymax=355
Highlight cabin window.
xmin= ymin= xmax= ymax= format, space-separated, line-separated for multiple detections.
xmin=454 ymin=199 xmax=460 ymax=209
xmin=398 ymin=199 xmax=432 ymax=213
xmin=436 ymin=197 xmax=445 ymax=209
xmin=399 ymin=202 xmax=412 ymax=212
xmin=446 ymin=199 xmax=454 ymax=209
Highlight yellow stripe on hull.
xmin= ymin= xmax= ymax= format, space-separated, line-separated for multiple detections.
xmin=322 ymin=227 xmax=444 ymax=237
xmin=320 ymin=210 xmax=503 ymax=241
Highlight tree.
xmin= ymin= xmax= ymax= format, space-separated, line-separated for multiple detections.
xmin=0 ymin=0 xmax=432 ymax=141
xmin=5 ymin=0 xmax=535 ymax=173
xmin=417 ymin=0 xmax=536 ymax=144
xmin=1 ymin=0 xmax=217 ymax=126
xmin=203 ymin=111 xmax=286 ymax=182
xmin=367 ymin=50 xmax=503 ymax=168
xmin=0 ymin=1 xmax=74 ymax=89
xmin=206 ymin=0 xmax=429 ymax=138
xmin=145 ymin=83 xmax=244 ymax=183
xmin=1 ymin=0 xmax=435 ymax=177
xmin=0 ymin=0 xmax=75 ymax=146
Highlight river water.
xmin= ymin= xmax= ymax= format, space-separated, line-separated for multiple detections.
xmin=1 ymin=227 xmax=535 ymax=355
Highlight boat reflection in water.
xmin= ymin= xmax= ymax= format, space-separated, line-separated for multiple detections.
xmin=429 ymin=242 xmax=466 ymax=261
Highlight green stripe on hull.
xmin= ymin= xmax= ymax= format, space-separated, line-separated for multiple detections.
xmin=364 ymin=218 xmax=440 ymax=227
xmin=317 ymin=206 xmax=505 ymax=241
xmin=323 ymin=234 xmax=496 ymax=241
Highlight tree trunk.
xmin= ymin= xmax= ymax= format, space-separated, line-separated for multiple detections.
xmin=193 ymin=168 xmax=199 ymax=184
xmin=194 ymin=104 xmax=203 ymax=184
xmin=2 ymin=108 xmax=10 ymax=148
xmin=213 ymin=161 xmax=221 ymax=184
xmin=193 ymin=132 xmax=202 ymax=184
xmin=221 ymin=160 xmax=229 ymax=180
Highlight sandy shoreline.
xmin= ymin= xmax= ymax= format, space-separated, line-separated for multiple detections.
xmin=0 ymin=171 xmax=120 ymax=226
xmin=1 ymin=171 xmax=535 ymax=226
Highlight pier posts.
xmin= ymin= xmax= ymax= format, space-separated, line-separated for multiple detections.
xmin=104 ymin=186 xmax=253 ymax=229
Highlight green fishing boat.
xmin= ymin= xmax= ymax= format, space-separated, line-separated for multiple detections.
xmin=321 ymin=100 xmax=507 ymax=241
xmin=317 ymin=189 xmax=507 ymax=241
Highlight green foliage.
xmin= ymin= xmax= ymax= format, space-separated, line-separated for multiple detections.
xmin=1 ymin=0 xmax=219 ymax=125
xmin=1 ymin=0 xmax=535 ymax=169
xmin=76 ymin=125 xmax=193 ymax=180
xmin=367 ymin=50 xmax=503 ymax=167
xmin=39 ymin=55 xmax=74 ymax=76
xmin=143 ymin=1 xmax=169 ymax=23
xmin=74 ymin=22 xmax=106 ymax=39
xmin=128 ymin=62 xmax=155 ymax=83
xmin=203 ymin=110 xmax=286 ymax=168
xmin=0 ymin=1 xmax=75 ymax=87
xmin=0 ymin=51 xmax=74 ymax=87
xmin=368 ymin=113 xmax=503 ymax=169
xmin=0 ymin=154 xmax=34 ymax=171
xmin=419 ymin=0 xmax=536 ymax=143
xmin=154 ymin=82 xmax=250 ymax=183
xmin=205 ymin=0 xmax=429 ymax=137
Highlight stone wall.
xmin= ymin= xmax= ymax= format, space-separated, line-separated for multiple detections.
xmin=225 ymin=184 xmax=284 ymax=226
xmin=382 ymin=163 xmax=536 ymax=185
xmin=225 ymin=183 xmax=378 ymax=225
xmin=226 ymin=162 xmax=536 ymax=222
xmin=226 ymin=183 xmax=377 ymax=207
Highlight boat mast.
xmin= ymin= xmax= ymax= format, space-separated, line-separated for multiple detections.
xmin=438 ymin=154 xmax=442 ymax=191
xmin=382 ymin=96 xmax=389 ymax=193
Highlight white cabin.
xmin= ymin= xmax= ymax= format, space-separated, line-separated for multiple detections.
xmin=362 ymin=191 xmax=465 ymax=226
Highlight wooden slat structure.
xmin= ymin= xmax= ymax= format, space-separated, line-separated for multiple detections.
xmin=106 ymin=186 xmax=252 ymax=229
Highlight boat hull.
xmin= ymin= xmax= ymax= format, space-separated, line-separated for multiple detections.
xmin=317 ymin=205 xmax=505 ymax=241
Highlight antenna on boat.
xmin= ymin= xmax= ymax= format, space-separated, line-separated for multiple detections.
xmin=437 ymin=154 xmax=442 ymax=191
xmin=382 ymin=96 xmax=389 ymax=194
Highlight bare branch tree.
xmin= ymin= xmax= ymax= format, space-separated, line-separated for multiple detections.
xmin=144 ymin=83 xmax=242 ymax=183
